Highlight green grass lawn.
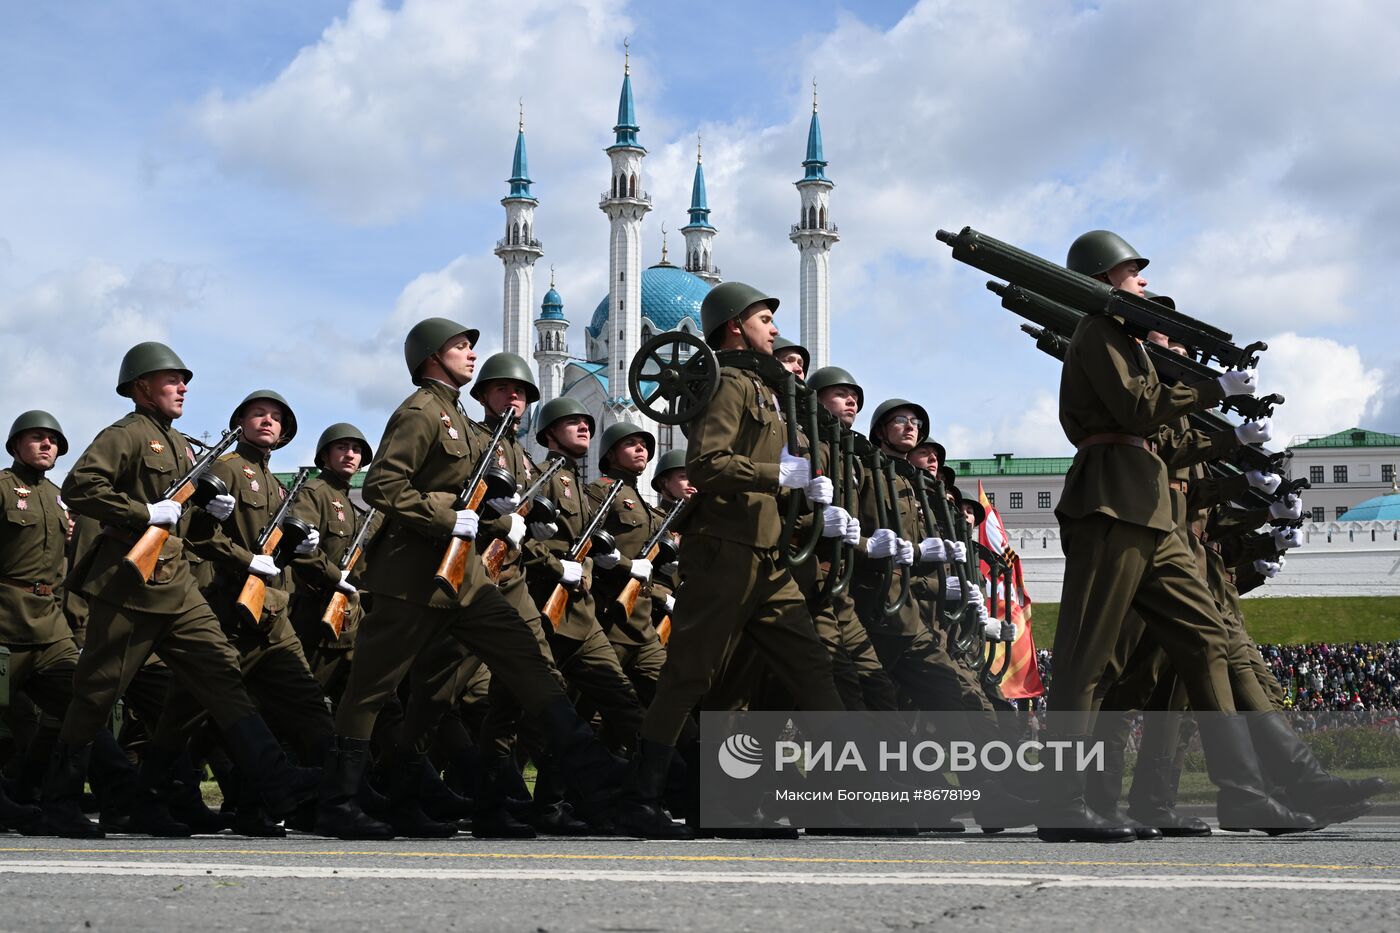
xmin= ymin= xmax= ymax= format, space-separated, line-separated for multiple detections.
xmin=1024 ymin=597 xmax=1400 ymax=649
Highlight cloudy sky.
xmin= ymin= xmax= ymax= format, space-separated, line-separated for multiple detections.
xmin=2 ymin=0 xmax=1396 ymax=473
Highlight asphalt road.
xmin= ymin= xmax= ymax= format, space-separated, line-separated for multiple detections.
xmin=1 ymin=818 xmax=1397 ymax=932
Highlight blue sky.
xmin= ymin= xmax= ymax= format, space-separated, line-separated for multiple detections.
xmin=1 ymin=0 xmax=1396 ymax=472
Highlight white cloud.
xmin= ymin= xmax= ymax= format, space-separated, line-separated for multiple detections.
xmin=1258 ymin=333 xmax=1385 ymax=447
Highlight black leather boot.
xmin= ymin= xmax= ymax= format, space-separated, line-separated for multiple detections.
xmin=530 ymin=761 xmax=591 ymax=836
xmin=0 ymin=781 xmax=44 ymax=834
xmin=221 ymin=714 xmax=320 ymax=818
xmin=140 ymin=746 xmax=228 ymax=835
xmin=40 ymin=742 xmax=104 ymax=838
xmin=1036 ymin=736 xmax=1136 ymax=843
xmin=538 ymin=697 xmax=628 ymax=828
xmin=91 ymin=732 xmax=190 ymax=838
xmin=1248 ymin=712 xmax=1387 ymax=823
xmin=1126 ymin=753 xmax=1210 ymax=836
xmin=612 ymin=739 xmax=694 ymax=840
xmin=385 ymin=754 xmax=457 ymax=839
xmin=1200 ymin=714 xmax=1320 ymax=835
xmin=418 ymin=757 xmax=474 ymax=823
xmin=472 ymin=755 xmax=537 ymax=839
xmin=313 ymin=736 xmax=395 ymax=840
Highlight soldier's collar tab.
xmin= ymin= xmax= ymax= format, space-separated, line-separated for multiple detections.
xmin=134 ymin=404 xmax=174 ymax=429
xmin=235 ymin=439 xmax=272 ymax=464
xmin=9 ymin=460 xmax=45 ymax=484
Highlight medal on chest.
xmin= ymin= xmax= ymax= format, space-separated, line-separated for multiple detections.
xmin=16 ymin=498 xmax=27 ymax=510
xmin=249 ymin=479 xmax=260 ymax=493
xmin=561 ymin=474 xmax=572 ymax=499
xmin=332 ymin=499 xmax=346 ymax=522
xmin=149 ymin=440 xmax=165 ymax=454
xmin=622 ymin=497 xmax=635 ymax=510
xmin=440 ymin=411 xmax=459 ymax=440
xmin=14 ymin=486 xmax=29 ymax=510
xmin=187 ymin=447 xmax=196 ymax=465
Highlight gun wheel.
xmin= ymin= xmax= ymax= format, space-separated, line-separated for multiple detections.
xmin=628 ymin=331 xmax=719 ymax=426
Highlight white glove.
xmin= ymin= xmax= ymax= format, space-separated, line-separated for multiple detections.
xmin=452 ymin=509 xmax=479 ymax=539
xmin=663 ymin=594 xmax=676 ymax=613
xmin=865 ymin=528 xmax=898 ymax=559
xmin=592 ymin=548 xmax=622 ymax=570
xmin=1002 ymin=621 xmax=1020 ymax=643
xmin=485 ymin=493 xmax=522 ymax=516
xmin=949 ymin=539 xmax=967 ymax=563
xmin=842 ymin=514 xmax=861 ymax=546
xmin=821 ymin=506 xmax=850 ymax=538
xmin=294 ymin=527 xmax=320 ymax=555
xmin=981 ymin=606 xmax=1002 ymax=640
xmin=778 ymin=448 xmax=811 ymax=489
xmin=805 ymin=475 xmax=833 ymax=507
xmin=629 ymin=558 xmax=653 ymax=582
xmin=1235 ymin=418 xmax=1272 ymax=445
xmin=1272 ymin=526 xmax=1303 ymax=550
xmin=918 ymin=537 xmax=948 ymax=562
xmin=1246 ymin=470 xmax=1282 ymax=495
xmin=146 ymin=499 xmax=183 ymax=526
xmin=528 ymin=520 xmax=558 ymax=541
xmin=1253 ymin=558 xmax=1282 ymax=578
xmin=505 ymin=513 xmax=526 ymax=548
xmin=967 ymin=584 xmax=986 ymax=607
xmin=559 ymin=560 xmax=583 ymax=587
xmin=945 ymin=576 xmax=962 ymax=601
xmin=335 ymin=569 xmax=357 ymax=595
xmin=1269 ymin=493 xmax=1302 ymax=521
xmin=1218 ymin=368 xmax=1259 ymax=397
xmin=204 ymin=493 xmax=236 ymax=522
xmin=248 ymin=554 xmax=279 ymax=578
xmin=895 ymin=538 xmax=915 ymax=566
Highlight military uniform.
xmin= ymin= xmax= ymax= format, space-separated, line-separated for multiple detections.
xmin=641 ymin=363 xmax=844 ymax=748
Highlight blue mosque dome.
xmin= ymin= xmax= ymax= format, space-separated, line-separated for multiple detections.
xmin=586 ymin=262 xmax=712 ymax=343
xmin=540 ymin=285 xmax=565 ymax=321
xmin=1339 ymin=491 xmax=1400 ymax=521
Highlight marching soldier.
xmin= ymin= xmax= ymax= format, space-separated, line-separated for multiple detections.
xmin=587 ymin=423 xmax=673 ymax=706
xmin=51 ymin=343 xmax=319 ymax=837
xmin=152 ymin=389 xmax=334 ymax=835
xmin=617 ymin=282 xmax=845 ymax=838
xmin=314 ymin=318 xmax=641 ymax=840
xmin=647 ymin=449 xmax=691 ymax=640
xmin=289 ymin=423 xmax=379 ymax=701
xmin=1044 ymin=230 xmax=1312 ymax=840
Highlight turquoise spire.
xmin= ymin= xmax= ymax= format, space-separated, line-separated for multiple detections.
xmin=685 ymin=136 xmax=712 ymax=229
xmin=540 ymin=267 xmax=564 ymax=321
xmin=507 ymin=101 xmax=534 ymax=200
xmin=801 ymin=80 xmax=828 ymax=182
xmin=611 ymin=41 xmax=640 ymax=149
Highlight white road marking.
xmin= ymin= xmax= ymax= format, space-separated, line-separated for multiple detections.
xmin=0 ymin=860 xmax=1398 ymax=891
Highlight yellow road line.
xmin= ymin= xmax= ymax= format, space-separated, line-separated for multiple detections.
xmin=0 ymin=846 xmax=1394 ymax=873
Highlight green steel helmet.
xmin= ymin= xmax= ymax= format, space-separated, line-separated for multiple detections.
xmin=229 ymin=389 xmax=298 ymax=449
xmin=116 ymin=341 xmax=192 ymax=397
xmin=806 ymin=365 xmax=864 ymax=412
xmin=468 ymin=352 xmax=540 ymax=405
xmin=1066 ymin=230 xmax=1149 ymax=278
xmin=598 ymin=421 xmax=656 ymax=471
xmin=650 ymin=447 xmax=687 ymax=492
xmin=868 ymin=398 xmax=930 ymax=445
xmin=699 ymin=281 xmax=779 ymax=347
xmin=950 ymin=485 xmax=986 ymax=527
xmin=912 ymin=437 xmax=948 ymax=468
xmin=534 ymin=397 xmax=595 ymax=447
xmin=404 ymin=317 xmax=481 ymax=381
xmin=1145 ymin=291 xmax=1176 ymax=310
xmin=6 ymin=409 xmax=68 ymax=457
xmin=314 ymin=422 xmax=373 ymax=468
xmin=771 ymin=336 xmax=810 ymax=375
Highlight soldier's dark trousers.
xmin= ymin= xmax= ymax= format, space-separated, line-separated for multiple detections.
xmin=610 ymin=637 xmax=667 ymax=709
xmin=641 ymin=535 xmax=844 ymax=747
xmin=60 ymin=599 xmax=257 ymax=746
xmin=1050 ymin=514 xmax=1234 ymax=735
xmin=336 ymin=589 xmax=570 ymax=741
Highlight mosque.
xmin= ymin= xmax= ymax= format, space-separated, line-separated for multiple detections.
xmin=491 ymin=53 xmax=838 ymax=491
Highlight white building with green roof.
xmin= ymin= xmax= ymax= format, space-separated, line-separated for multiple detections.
xmin=1286 ymin=428 xmax=1400 ymax=522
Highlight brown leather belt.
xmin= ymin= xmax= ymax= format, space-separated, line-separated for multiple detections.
xmin=0 ymin=577 xmax=55 ymax=597
xmin=1076 ymin=433 xmax=1156 ymax=453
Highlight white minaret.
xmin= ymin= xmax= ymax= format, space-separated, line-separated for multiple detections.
xmin=534 ymin=267 xmax=568 ymax=404
xmin=495 ymin=102 xmax=543 ymax=363
xmin=681 ymin=136 xmax=720 ymax=286
xmin=789 ymin=81 xmax=838 ymax=371
xmin=599 ymin=45 xmax=650 ymax=411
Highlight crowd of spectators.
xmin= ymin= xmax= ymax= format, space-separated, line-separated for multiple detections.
xmin=1018 ymin=641 xmax=1400 ymax=712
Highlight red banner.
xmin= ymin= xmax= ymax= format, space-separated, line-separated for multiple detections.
xmin=978 ymin=480 xmax=1045 ymax=699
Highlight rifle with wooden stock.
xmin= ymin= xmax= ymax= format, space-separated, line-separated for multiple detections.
xmin=481 ymin=453 xmax=567 ymax=582
xmin=433 ymin=409 xmax=519 ymax=598
xmin=321 ymin=506 xmax=378 ymax=639
xmin=234 ymin=466 xmax=315 ymax=628
xmin=542 ymin=478 xmax=625 ymax=629
xmin=122 ymin=426 xmax=242 ymax=583
xmin=615 ymin=496 xmax=686 ymax=617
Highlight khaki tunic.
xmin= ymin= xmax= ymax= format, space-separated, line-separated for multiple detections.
xmin=0 ymin=463 xmax=70 ymax=645
xmin=587 ymin=470 xmax=664 ymax=647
